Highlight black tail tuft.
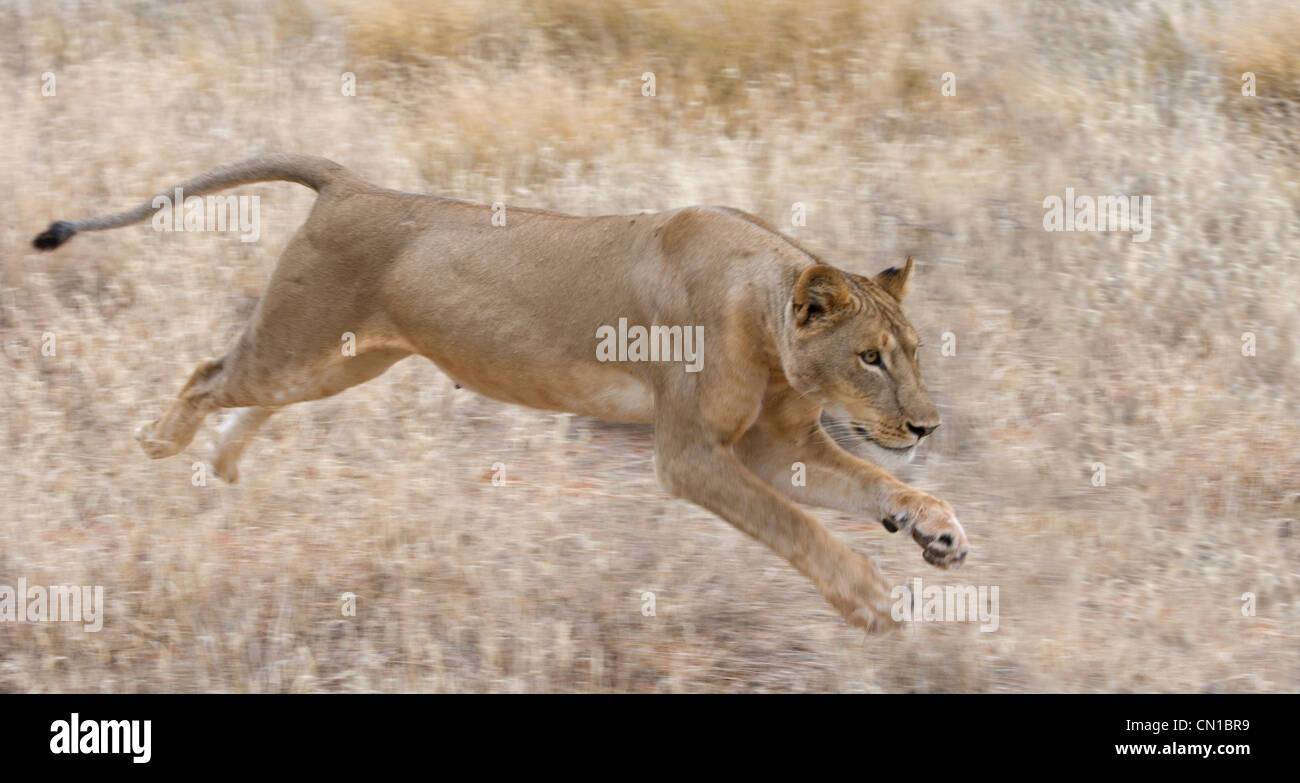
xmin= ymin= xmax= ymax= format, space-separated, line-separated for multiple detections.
xmin=33 ymin=220 xmax=77 ymax=251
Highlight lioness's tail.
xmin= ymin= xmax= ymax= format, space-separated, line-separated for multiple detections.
xmin=33 ymin=153 xmax=351 ymax=251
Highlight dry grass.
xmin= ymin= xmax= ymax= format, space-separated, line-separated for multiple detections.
xmin=1 ymin=0 xmax=1297 ymax=692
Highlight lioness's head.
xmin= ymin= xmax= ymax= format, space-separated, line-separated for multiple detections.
xmin=781 ymin=258 xmax=940 ymax=462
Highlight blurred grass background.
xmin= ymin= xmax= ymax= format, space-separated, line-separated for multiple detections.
xmin=1 ymin=0 xmax=1297 ymax=691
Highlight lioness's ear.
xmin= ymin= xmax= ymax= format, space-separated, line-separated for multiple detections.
xmin=874 ymin=256 xmax=915 ymax=301
xmin=793 ymin=265 xmax=852 ymax=326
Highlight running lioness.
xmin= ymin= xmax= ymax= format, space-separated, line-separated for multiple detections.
xmin=34 ymin=154 xmax=968 ymax=631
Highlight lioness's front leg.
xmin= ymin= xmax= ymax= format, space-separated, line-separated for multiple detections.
xmin=736 ymin=402 xmax=969 ymax=569
xmin=653 ymin=415 xmax=897 ymax=631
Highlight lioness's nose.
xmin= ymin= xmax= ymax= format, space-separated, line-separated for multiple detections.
xmin=907 ymin=422 xmax=938 ymax=439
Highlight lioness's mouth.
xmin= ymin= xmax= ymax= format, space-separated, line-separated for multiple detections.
xmin=851 ymin=422 xmax=914 ymax=453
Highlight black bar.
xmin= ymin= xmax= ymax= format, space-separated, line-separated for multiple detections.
xmin=3 ymin=694 xmax=1284 ymax=770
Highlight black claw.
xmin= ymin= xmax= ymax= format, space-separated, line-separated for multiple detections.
xmin=881 ymin=517 xmax=899 ymax=533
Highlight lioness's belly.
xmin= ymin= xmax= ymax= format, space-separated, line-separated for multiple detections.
xmin=439 ymin=358 xmax=655 ymax=423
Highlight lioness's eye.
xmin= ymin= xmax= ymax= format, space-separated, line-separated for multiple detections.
xmin=859 ymin=350 xmax=883 ymax=368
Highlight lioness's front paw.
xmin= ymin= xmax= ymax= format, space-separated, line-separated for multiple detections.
xmin=879 ymin=488 xmax=969 ymax=569
xmin=821 ymin=552 xmax=900 ymax=634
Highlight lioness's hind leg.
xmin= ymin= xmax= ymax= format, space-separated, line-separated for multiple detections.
xmin=208 ymin=406 xmax=276 ymax=482
xmin=139 ymin=347 xmax=409 ymax=467
xmin=135 ymin=357 xmax=224 ymax=459
xmin=134 ymin=224 xmax=410 ymax=466
xmin=198 ymin=348 xmax=409 ymax=480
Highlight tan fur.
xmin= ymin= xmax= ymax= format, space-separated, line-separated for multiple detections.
xmin=36 ymin=155 xmax=969 ymax=631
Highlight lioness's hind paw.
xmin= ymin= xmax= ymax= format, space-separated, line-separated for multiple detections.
xmin=208 ymin=443 xmax=240 ymax=483
xmin=135 ymin=423 xmax=182 ymax=460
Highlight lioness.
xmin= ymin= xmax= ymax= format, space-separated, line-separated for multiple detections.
xmin=34 ymin=154 xmax=968 ymax=631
